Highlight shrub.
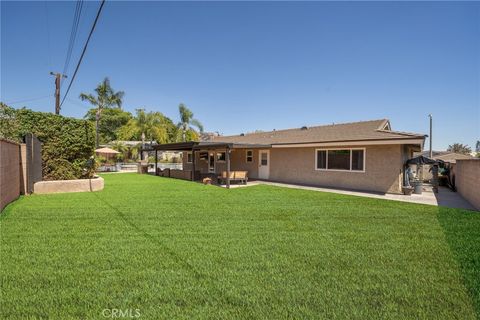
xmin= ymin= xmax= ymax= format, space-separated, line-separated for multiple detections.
xmin=0 ymin=104 xmax=96 ymax=180
xmin=83 ymin=156 xmax=99 ymax=179
xmin=96 ymin=155 xmax=107 ymax=164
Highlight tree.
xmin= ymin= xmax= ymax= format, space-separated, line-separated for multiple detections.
xmin=176 ymin=103 xmax=203 ymax=142
xmin=117 ymin=109 xmax=176 ymax=146
xmin=84 ymin=108 xmax=132 ymax=144
xmin=110 ymin=141 xmax=128 ymax=162
xmin=447 ymin=143 xmax=472 ymax=155
xmin=79 ymin=77 xmax=125 ymax=147
xmin=0 ymin=104 xmax=95 ymax=180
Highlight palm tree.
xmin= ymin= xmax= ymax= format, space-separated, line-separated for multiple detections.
xmin=80 ymin=78 xmax=125 ymax=147
xmin=447 ymin=143 xmax=472 ymax=155
xmin=117 ymin=109 xmax=172 ymax=146
xmin=177 ymin=103 xmax=203 ymax=142
xmin=110 ymin=141 xmax=127 ymax=162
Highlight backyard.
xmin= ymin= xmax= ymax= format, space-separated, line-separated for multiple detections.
xmin=0 ymin=173 xmax=479 ymax=319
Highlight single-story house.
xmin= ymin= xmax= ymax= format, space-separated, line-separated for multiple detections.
xmin=148 ymin=119 xmax=426 ymax=194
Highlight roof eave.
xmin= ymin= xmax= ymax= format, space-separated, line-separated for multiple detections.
xmin=271 ymin=137 xmax=426 ymax=148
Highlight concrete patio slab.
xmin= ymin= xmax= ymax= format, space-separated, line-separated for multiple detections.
xmin=251 ymin=181 xmax=477 ymax=211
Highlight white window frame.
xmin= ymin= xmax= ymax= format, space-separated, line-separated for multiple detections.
xmin=315 ymin=148 xmax=366 ymax=173
xmin=246 ymin=150 xmax=253 ymax=163
xmin=186 ymin=152 xmax=193 ymax=163
xmin=216 ymin=151 xmax=226 ymax=163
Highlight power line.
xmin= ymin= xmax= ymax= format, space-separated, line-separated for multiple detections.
xmin=66 ymin=97 xmax=91 ymax=110
xmin=4 ymin=95 xmax=52 ymax=105
xmin=60 ymin=0 xmax=106 ymax=109
xmin=62 ymin=0 xmax=84 ymax=85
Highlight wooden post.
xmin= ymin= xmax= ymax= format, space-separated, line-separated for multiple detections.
xmin=49 ymin=72 xmax=67 ymax=115
xmin=226 ymin=147 xmax=230 ymax=189
xmin=191 ymin=150 xmax=196 ymax=181
xmin=154 ymin=150 xmax=158 ymax=175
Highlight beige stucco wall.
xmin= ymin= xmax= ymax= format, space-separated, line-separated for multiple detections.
xmin=269 ymin=145 xmax=405 ymax=194
xmin=455 ymin=159 xmax=480 ymax=210
xmin=0 ymin=139 xmax=21 ymax=212
xmin=229 ymin=149 xmax=259 ymax=178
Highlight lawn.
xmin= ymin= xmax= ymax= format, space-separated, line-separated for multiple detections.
xmin=1 ymin=173 xmax=479 ymax=319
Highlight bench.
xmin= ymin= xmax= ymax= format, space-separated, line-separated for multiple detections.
xmin=217 ymin=171 xmax=248 ymax=185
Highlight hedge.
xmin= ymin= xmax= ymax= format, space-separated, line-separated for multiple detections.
xmin=0 ymin=104 xmax=95 ymax=180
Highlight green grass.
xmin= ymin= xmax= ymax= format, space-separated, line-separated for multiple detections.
xmin=1 ymin=173 xmax=479 ymax=319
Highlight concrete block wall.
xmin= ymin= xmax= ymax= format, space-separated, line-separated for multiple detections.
xmin=0 ymin=139 xmax=21 ymax=212
xmin=455 ymin=159 xmax=480 ymax=210
xmin=24 ymin=133 xmax=42 ymax=194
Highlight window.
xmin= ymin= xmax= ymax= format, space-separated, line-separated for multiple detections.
xmin=199 ymin=152 xmax=208 ymax=160
xmin=351 ymin=149 xmax=364 ymax=171
xmin=316 ymin=150 xmax=326 ymax=169
xmin=328 ymin=150 xmax=350 ymax=170
xmin=315 ymin=148 xmax=365 ymax=172
xmin=246 ymin=150 xmax=253 ymax=162
xmin=260 ymin=152 xmax=268 ymax=166
xmin=216 ymin=152 xmax=226 ymax=162
xmin=186 ymin=152 xmax=193 ymax=163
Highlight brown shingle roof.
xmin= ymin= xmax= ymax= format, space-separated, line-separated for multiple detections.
xmin=210 ymin=119 xmax=425 ymax=145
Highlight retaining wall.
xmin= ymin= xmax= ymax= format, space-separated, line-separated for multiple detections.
xmin=34 ymin=176 xmax=104 ymax=194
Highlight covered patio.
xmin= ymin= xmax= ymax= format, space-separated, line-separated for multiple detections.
xmin=142 ymin=141 xmax=270 ymax=188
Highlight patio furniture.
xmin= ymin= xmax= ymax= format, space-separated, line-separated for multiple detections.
xmin=217 ymin=171 xmax=248 ymax=185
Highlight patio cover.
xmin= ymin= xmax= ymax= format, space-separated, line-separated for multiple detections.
xmin=406 ymin=155 xmax=442 ymax=165
xmin=146 ymin=141 xmax=270 ymax=151
xmin=143 ymin=141 xmax=271 ymax=188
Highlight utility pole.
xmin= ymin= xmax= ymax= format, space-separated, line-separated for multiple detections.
xmin=50 ymin=72 xmax=67 ymax=115
xmin=428 ymin=114 xmax=433 ymax=158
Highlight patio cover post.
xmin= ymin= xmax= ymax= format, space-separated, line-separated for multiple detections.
xmin=191 ymin=149 xmax=196 ymax=181
xmin=226 ymin=146 xmax=231 ymax=189
xmin=154 ymin=150 xmax=158 ymax=175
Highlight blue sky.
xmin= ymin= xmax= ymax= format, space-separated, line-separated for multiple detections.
xmin=1 ymin=1 xmax=479 ymax=150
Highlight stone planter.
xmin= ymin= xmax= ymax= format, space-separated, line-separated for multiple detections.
xmin=34 ymin=176 xmax=104 ymax=194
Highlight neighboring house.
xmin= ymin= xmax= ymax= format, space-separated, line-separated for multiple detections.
xmin=415 ymin=150 xmax=473 ymax=163
xmin=413 ymin=151 xmax=473 ymax=182
xmin=199 ymin=132 xmax=220 ymax=141
xmin=150 ymin=119 xmax=426 ymax=194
